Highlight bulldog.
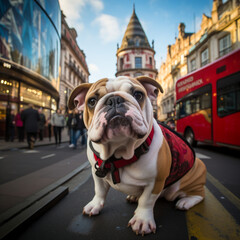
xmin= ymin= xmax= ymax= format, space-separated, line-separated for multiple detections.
xmin=68 ymin=76 xmax=206 ymax=235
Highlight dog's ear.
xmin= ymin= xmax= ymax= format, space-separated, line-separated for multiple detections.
xmin=68 ymin=83 xmax=92 ymax=111
xmin=136 ymin=76 xmax=163 ymax=101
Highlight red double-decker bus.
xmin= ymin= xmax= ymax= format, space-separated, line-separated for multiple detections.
xmin=175 ymin=49 xmax=240 ymax=149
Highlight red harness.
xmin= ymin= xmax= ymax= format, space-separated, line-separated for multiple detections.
xmin=93 ymin=127 xmax=154 ymax=184
xmin=92 ymin=123 xmax=195 ymax=187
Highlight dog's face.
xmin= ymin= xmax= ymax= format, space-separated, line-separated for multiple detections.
xmin=68 ymin=76 xmax=163 ymax=160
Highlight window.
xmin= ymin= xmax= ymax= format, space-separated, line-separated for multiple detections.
xmin=217 ymin=72 xmax=240 ymax=117
xmin=201 ymin=48 xmax=209 ymax=67
xmin=219 ymin=34 xmax=231 ymax=57
xmin=134 ymin=72 xmax=143 ymax=77
xmin=120 ymin=58 xmax=124 ymax=70
xmin=135 ymin=57 xmax=142 ymax=68
xmin=149 ymin=57 xmax=152 ymax=66
xmin=190 ymin=59 xmax=196 ymax=72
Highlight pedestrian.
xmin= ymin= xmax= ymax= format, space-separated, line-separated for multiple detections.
xmin=67 ymin=110 xmax=74 ymax=147
xmin=46 ymin=116 xmax=52 ymax=141
xmin=70 ymin=109 xmax=86 ymax=149
xmin=38 ymin=108 xmax=46 ymax=141
xmin=7 ymin=109 xmax=15 ymax=142
xmin=21 ymin=104 xmax=40 ymax=149
xmin=51 ymin=109 xmax=65 ymax=146
xmin=15 ymin=109 xmax=24 ymax=142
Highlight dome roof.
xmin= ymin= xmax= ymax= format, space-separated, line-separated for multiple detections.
xmin=120 ymin=7 xmax=151 ymax=49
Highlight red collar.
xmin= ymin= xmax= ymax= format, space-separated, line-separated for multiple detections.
xmin=92 ymin=126 xmax=154 ymax=184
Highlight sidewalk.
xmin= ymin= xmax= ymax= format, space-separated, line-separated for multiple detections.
xmin=0 ymin=127 xmax=69 ymax=151
xmin=0 ymin=128 xmax=89 ymax=239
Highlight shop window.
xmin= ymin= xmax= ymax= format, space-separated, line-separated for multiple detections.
xmin=20 ymin=82 xmax=51 ymax=108
xmin=0 ymin=79 xmax=19 ymax=99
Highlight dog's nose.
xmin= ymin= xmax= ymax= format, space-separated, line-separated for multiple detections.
xmin=106 ymin=95 xmax=124 ymax=107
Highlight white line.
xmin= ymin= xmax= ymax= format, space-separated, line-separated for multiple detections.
xmin=196 ymin=153 xmax=211 ymax=159
xmin=24 ymin=150 xmax=39 ymax=153
xmin=0 ymin=156 xmax=4 ymax=160
xmin=41 ymin=153 xmax=56 ymax=159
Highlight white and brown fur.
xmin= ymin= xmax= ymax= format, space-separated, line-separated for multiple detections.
xmin=68 ymin=76 xmax=206 ymax=236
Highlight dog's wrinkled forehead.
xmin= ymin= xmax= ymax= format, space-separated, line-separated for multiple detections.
xmin=87 ymin=77 xmax=145 ymax=99
xmin=105 ymin=77 xmax=142 ymax=93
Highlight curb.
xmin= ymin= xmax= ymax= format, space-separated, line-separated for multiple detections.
xmin=0 ymin=161 xmax=90 ymax=239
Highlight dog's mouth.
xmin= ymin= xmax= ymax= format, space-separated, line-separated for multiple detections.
xmin=92 ymin=114 xmax=144 ymax=143
xmin=108 ymin=115 xmax=131 ymax=128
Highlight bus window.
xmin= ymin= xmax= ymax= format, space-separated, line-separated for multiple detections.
xmin=201 ymin=92 xmax=211 ymax=109
xmin=195 ymin=96 xmax=200 ymax=112
xmin=217 ymin=72 xmax=240 ymax=117
xmin=186 ymin=100 xmax=192 ymax=115
xmin=179 ymin=101 xmax=186 ymax=118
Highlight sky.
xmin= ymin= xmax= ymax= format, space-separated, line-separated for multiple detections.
xmin=59 ymin=0 xmax=213 ymax=83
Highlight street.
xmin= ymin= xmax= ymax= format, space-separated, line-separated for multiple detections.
xmin=0 ymin=143 xmax=239 ymax=239
xmin=0 ymin=143 xmax=83 ymax=184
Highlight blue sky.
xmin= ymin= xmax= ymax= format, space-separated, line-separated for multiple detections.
xmin=59 ymin=0 xmax=213 ymax=83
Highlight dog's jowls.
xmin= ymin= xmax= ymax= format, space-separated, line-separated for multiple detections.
xmin=68 ymin=76 xmax=206 ymax=236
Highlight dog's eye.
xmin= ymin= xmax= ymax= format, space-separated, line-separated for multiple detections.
xmin=133 ymin=91 xmax=144 ymax=102
xmin=88 ymin=97 xmax=97 ymax=108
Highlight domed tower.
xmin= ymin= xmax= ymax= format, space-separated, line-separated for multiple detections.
xmin=116 ymin=6 xmax=157 ymax=78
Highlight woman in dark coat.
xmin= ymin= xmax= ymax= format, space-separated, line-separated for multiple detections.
xmin=21 ymin=104 xmax=40 ymax=149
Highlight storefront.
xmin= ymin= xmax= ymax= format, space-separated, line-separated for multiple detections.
xmin=0 ymin=0 xmax=61 ymax=138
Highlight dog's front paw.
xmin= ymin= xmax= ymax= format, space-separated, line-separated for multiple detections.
xmin=128 ymin=208 xmax=156 ymax=236
xmin=83 ymin=197 xmax=105 ymax=216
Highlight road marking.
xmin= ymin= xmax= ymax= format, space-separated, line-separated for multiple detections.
xmin=186 ymin=187 xmax=240 ymax=240
xmin=196 ymin=153 xmax=211 ymax=159
xmin=0 ymin=156 xmax=4 ymax=160
xmin=41 ymin=154 xmax=56 ymax=159
xmin=23 ymin=150 xmax=39 ymax=153
xmin=207 ymin=172 xmax=240 ymax=211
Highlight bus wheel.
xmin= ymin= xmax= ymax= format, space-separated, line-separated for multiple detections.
xmin=184 ymin=128 xmax=197 ymax=147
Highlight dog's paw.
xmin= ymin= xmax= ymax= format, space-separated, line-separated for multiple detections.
xmin=176 ymin=195 xmax=203 ymax=210
xmin=126 ymin=195 xmax=139 ymax=203
xmin=128 ymin=208 xmax=156 ymax=236
xmin=83 ymin=197 xmax=104 ymax=216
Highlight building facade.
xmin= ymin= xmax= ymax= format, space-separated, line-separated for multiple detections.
xmin=187 ymin=0 xmax=240 ymax=72
xmin=116 ymin=7 xmax=157 ymax=79
xmin=157 ymin=23 xmax=194 ymax=121
xmin=157 ymin=0 xmax=240 ymax=121
xmin=0 ymin=0 xmax=61 ymax=138
xmin=60 ymin=12 xmax=90 ymax=112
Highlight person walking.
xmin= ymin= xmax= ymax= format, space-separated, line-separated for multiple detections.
xmin=46 ymin=116 xmax=52 ymax=141
xmin=67 ymin=110 xmax=74 ymax=147
xmin=15 ymin=109 xmax=24 ymax=142
xmin=51 ymin=109 xmax=65 ymax=146
xmin=70 ymin=109 xmax=86 ymax=149
xmin=38 ymin=108 xmax=46 ymax=141
xmin=21 ymin=104 xmax=40 ymax=149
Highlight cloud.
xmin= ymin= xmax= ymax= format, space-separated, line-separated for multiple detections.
xmin=59 ymin=0 xmax=104 ymax=32
xmin=59 ymin=0 xmax=86 ymax=21
xmin=93 ymin=14 xmax=121 ymax=43
xmin=89 ymin=63 xmax=100 ymax=73
xmin=89 ymin=0 xmax=104 ymax=12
